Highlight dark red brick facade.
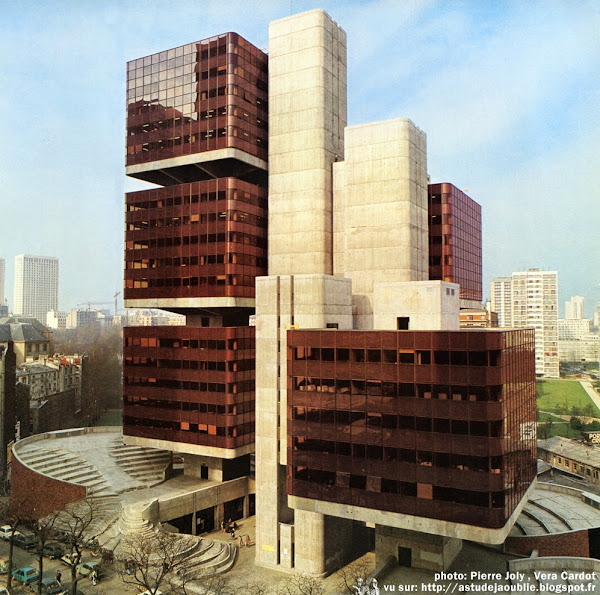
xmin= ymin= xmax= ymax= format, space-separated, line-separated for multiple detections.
xmin=505 ymin=531 xmax=590 ymax=558
xmin=10 ymin=453 xmax=86 ymax=520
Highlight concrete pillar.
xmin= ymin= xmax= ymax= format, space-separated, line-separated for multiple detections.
xmin=268 ymin=9 xmax=347 ymax=277
xmin=294 ymin=509 xmax=326 ymax=575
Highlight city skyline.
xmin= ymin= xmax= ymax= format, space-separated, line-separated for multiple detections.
xmin=1 ymin=0 xmax=599 ymax=315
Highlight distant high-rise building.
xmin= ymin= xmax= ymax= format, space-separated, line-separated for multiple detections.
xmin=565 ymin=295 xmax=585 ymax=319
xmin=510 ymin=269 xmax=559 ymax=377
xmin=13 ymin=255 xmax=59 ymax=324
xmin=490 ymin=277 xmax=512 ymax=327
xmin=0 ymin=258 xmax=5 ymax=307
xmin=428 ymin=183 xmax=482 ymax=305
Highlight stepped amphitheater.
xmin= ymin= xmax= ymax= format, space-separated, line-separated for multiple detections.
xmin=12 ymin=427 xmax=238 ymax=582
xmin=510 ymin=482 xmax=600 ymax=536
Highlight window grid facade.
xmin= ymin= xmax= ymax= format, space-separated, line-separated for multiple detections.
xmin=123 ymin=325 xmax=255 ymax=449
xmin=428 ymin=183 xmax=482 ymax=302
xmin=13 ymin=255 xmax=59 ymax=324
xmin=287 ymin=329 xmax=536 ymax=529
xmin=126 ymin=33 xmax=268 ymax=166
xmin=125 ymin=178 xmax=267 ymax=301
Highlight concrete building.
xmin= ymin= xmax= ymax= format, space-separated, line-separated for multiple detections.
xmin=121 ymin=8 xmax=537 ymax=578
xmin=428 ymin=183 xmax=482 ymax=307
xmin=559 ymin=318 xmax=591 ymax=340
xmin=459 ymin=308 xmax=498 ymax=328
xmin=566 ymin=296 xmax=585 ymax=320
xmin=510 ymin=269 xmax=559 ymax=378
xmin=46 ymin=310 xmax=67 ymax=330
xmin=490 ymin=277 xmax=512 ymax=328
xmin=254 ymin=9 xmax=536 ymax=576
xmin=13 ymin=255 xmax=59 ymax=324
xmin=66 ymin=308 xmax=103 ymax=329
xmin=538 ymin=437 xmax=600 ymax=486
xmin=16 ymin=354 xmax=84 ymax=434
xmin=0 ymin=317 xmax=53 ymax=366
xmin=559 ymin=335 xmax=600 ymax=363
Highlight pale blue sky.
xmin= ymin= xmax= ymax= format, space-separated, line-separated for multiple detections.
xmin=1 ymin=0 xmax=599 ymax=315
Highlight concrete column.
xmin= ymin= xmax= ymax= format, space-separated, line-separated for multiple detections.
xmin=294 ymin=509 xmax=326 ymax=575
xmin=268 ymin=9 xmax=347 ymax=276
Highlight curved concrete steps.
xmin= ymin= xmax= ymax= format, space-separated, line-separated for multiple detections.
xmin=528 ymin=499 xmax=573 ymax=531
xmin=17 ymin=445 xmax=113 ymax=496
xmin=108 ymin=444 xmax=171 ymax=486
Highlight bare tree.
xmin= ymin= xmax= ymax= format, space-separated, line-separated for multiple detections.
xmin=118 ymin=530 xmax=190 ymax=594
xmin=231 ymin=578 xmax=273 ymax=595
xmin=0 ymin=488 xmax=30 ymax=590
xmin=54 ymin=496 xmax=101 ymax=595
xmin=336 ymin=558 xmax=374 ymax=594
xmin=31 ymin=509 xmax=61 ymax=595
xmin=193 ymin=573 xmax=237 ymax=595
xmin=274 ymin=573 xmax=325 ymax=595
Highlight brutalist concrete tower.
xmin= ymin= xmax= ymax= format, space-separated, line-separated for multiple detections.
xmin=255 ymin=9 xmax=352 ymax=574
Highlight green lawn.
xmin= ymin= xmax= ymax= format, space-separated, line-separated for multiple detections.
xmin=538 ymin=421 xmax=581 ymax=440
xmin=537 ymin=411 xmax=566 ymax=423
xmin=536 ymin=379 xmax=600 ymax=417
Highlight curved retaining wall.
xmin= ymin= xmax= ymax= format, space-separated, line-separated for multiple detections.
xmin=508 ymin=555 xmax=600 ymax=574
xmin=10 ymin=451 xmax=86 ymax=520
xmin=505 ymin=482 xmax=596 ymax=558
xmin=505 ymin=529 xmax=590 ymax=558
xmin=10 ymin=427 xmax=119 ymax=519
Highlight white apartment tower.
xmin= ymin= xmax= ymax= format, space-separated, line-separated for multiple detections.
xmin=490 ymin=277 xmax=512 ymax=327
xmin=565 ymin=295 xmax=585 ymax=320
xmin=511 ymin=269 xmax=559 ymax=377
xmin=13 ymin=255 xmax=59 ymax=324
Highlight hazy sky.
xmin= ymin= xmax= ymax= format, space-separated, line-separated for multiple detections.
xmin=1 ymin=0 xmax=599 ymax=316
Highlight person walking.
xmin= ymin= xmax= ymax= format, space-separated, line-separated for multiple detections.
xmin=91 ymin=568 xmax=98 ymax=586
xmin=245 ymin=534 xmax=250 ymax=548
xmin=55 ymin=569 xmax=62 ymax=584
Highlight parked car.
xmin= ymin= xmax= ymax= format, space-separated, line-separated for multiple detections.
xmin=0 ymin=526 xmax=15 ymax=541
xmin=11 ymin=565 xmax=39 ymax=585
xmin=60 ymin=552 xmax=79 ymax=566
xmin=76 ymin=560 xmax=102 ymax=578
xmin=41 ymin=577 xmax=63 ymax=594
xmin=42 ymin=542 xmax=64 ymax=559
xmin=13 ymin=531 xmax=36 ymax=550
xmin=0 ymin=587 xmax=9 ymax=595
